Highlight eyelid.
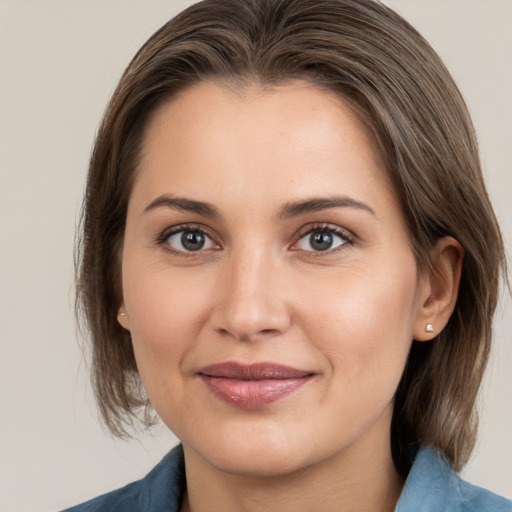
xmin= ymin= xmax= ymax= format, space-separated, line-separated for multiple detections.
xmin=156 ymin=223 xmax=221 ymax=256
xmin=154 ymin=222 xmax=353 ymax=256
xmin=290 ymin=223 xmax=354 ymax=253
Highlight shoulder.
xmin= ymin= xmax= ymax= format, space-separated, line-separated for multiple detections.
xmin=397 ymin=446 xmax=511 ymax=512
xmin=60 ymin=481 xmax=140 ymax=512
xmin=457 ymin=478 xmax=512 ymax=512
xmin=60 ymin=444 xmax=186 ymax=512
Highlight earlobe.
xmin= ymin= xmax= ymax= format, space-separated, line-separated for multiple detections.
xmin=414 ymin=237 xmax=463 ymax=341
xmin=117 ymin=304 xmax=130 ymax=330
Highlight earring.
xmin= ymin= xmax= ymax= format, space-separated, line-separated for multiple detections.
xmin=425 ymin=323 xmax=435 ymax=333
xmin=119 ymin=312 xmax=127 ymax=317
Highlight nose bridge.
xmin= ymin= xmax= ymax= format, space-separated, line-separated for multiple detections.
xmin=212 ymin=242 xmax=290 ymax=340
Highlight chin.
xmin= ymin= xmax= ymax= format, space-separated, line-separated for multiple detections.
xmin=180 ymin=422 xmax=338 ymax=479
xmin=203 ymin=446 xmax=312 ymax=478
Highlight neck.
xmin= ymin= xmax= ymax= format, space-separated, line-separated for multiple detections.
xmin=181 ymin=410 xmax=404 ymax=512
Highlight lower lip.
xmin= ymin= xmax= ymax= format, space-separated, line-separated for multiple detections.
xmin=200 ymin=376 xmax=311 ymax=409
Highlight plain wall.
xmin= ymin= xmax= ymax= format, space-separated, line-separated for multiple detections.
xmin=0 ymin=1 xmax=510 ymax=511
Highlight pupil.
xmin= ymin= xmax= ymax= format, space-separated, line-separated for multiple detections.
xmin=181 ymin=231 xmax=205 ymax=251
xmin=310 ymin=231 xmax=333 ymax=251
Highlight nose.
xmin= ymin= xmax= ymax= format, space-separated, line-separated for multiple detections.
xmin=210 ymin=246 xmax=291 ymax=342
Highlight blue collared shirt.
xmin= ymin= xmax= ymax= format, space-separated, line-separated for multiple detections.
xmin=62 ymin=444 xmax=511 ymax=511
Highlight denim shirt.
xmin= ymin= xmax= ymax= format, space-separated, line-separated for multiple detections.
xmin=62 ymin=444 xmax=511 ymax=512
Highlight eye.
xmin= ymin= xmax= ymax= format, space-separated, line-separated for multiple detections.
xmin=162 ymin=227 xmax=218 ymax=254
xmin=294 ymin=226 xmax=351 ymax=252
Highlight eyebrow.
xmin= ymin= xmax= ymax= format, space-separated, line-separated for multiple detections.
xmin=142 ymin=194 xmax=375 ymax=220
xmin=278 ymin=196 xmax=375 ymax=219
xmin=142 ymin=195 xmax=221 ymax=218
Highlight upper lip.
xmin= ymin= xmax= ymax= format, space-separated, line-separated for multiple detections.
xmin=198 ymin=362 xmax=312 ymax=380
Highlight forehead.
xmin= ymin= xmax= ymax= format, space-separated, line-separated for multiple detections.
xmin=133 ymin=80 xmax=397 ymax=219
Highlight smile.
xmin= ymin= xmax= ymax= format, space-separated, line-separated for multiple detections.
xmin=198 ymin=362 xmax=314 ymax=409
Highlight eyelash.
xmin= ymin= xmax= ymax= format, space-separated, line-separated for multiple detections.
xmin=291 ymin=223 xmax=354 ymax=255
xmin=155 ymin=223 xmax=354 ymax=257
xmin=156 ymin=224 xmax=220 ymax=257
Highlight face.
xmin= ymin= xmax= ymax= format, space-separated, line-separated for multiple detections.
xmin=119 ymin=81 xmax=428 ymax=477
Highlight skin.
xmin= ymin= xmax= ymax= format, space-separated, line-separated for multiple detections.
xmin=118 ymin=81 xmax=462 ymax=512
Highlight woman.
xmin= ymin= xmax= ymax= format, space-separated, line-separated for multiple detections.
xmin=64 ymin=0 xmax=510 ymax=510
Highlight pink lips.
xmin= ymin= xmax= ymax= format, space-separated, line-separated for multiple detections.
xmin=199 ymin=362 xmax=313 ymax=409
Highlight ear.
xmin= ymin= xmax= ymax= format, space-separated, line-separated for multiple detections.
xmin=117 ymin=302 xmax=131 ymax=331
xmin=413 ymin=237 xmax=463 ymax=341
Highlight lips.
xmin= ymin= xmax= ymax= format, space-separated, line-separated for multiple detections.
xmin=198 ymin=362 xmax=313 ymax=409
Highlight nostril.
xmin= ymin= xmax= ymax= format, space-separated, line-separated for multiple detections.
xmin=215 ymin=326 xmax=280 ymax=342
xmin=210 ymin=285 xmax=292 ymax=341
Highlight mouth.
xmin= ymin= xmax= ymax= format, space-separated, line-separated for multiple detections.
xmin=198 ymin=362 xmax=314 ymax=409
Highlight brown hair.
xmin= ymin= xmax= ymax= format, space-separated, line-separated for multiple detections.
xmin=76 ymin=0 xmax=507 ymax=472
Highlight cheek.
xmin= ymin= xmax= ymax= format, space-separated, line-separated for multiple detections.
xmin=122 ymin=257 xmax=213 ymax=374
xmin=299 ymin=260 xmax=418 ymax=384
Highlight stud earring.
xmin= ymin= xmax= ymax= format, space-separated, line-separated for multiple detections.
xmin=425 ymin=323 xmax=435 ymax=333
xmin=119 ymin=312 xmax=127 ymax=316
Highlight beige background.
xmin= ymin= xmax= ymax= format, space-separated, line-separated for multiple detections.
xmin=0 ymin=1 xmax=510 ymax=511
